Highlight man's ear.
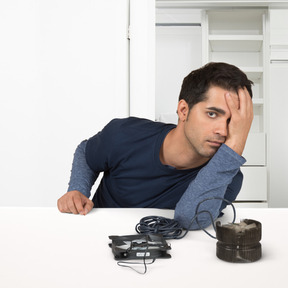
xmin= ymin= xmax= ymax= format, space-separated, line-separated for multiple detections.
xmin=177 ymin=100 xmax=189 ymax=122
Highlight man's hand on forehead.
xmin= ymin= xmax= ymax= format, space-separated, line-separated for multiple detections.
xmin=224 ymin=87 xmax=253 ymax=155
xmin=227 ymin=89 xmax=242 ymax=110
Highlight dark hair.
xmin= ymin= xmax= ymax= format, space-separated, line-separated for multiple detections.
xmin=178 ymin=62 xmax=253 ymax=110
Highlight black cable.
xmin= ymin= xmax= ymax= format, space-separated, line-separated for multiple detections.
xmin=117 ymin=256 xmax=156 ymax=274
xmin=189 ymin=197 xmax=236 ymax=239
xmin=135 ymin=215 xmax=183 ymax=239
xmin=135 ymin=197 xmax=236 ymax=240
xmin=116 ymin=236 xmax=157 ymax=274
xmin=128 ymin=197 xmax=236 ymax=274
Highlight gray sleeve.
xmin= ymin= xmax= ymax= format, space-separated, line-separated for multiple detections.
xmin=174 ymin=144 xmax=246 ymax=230
xmin=67 ymin=140 xmax=98 ymax=198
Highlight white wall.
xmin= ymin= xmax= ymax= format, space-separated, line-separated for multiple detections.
xmin=0 ymin=0 xmax=129 ymax=206
xmin=129 ymin=0 xmax=156 ymax=120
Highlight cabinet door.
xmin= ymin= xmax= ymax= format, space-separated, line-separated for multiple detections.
xmin=155 ymin=25 xmax=202 ymax=122
xmin=0 ymin=0 xmax=129 ymax=206
xmin=239 ymin=167 xmax=267 ymax=201
xmin=242 ymin=133 xmax=266 ymax=165
xmin=270 ymin=9 xmax=288 ymax=46
xmin=269 ymin=63 xmax=288 ymax=207
xmin=270 ymin=9 xmax=288 ymax=61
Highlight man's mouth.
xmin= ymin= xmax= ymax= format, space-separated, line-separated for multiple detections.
xmin=207 ymin=140 xmax=224 ymax=147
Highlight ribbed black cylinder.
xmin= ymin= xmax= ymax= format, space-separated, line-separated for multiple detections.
xmin=216 ymin=219 xmax=262 ymax=263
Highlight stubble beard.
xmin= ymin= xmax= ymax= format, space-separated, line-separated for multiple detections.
xmin=189 ymin=139 xmax=222 ymax=159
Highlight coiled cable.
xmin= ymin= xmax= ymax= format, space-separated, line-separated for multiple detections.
xmin=135 ymin=197 xmax=236 ymax=240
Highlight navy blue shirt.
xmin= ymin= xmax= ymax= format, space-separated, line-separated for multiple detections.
xmin=68 ymin=117 xmax=246 ymax=229
xmin=85 ymin=117 xmax=207 ymax=208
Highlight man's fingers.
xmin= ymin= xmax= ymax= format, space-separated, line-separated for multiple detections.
xmin=238 ymin=87 xmax=254 ymax=122
xmin=67 ymin=195 xmax=80 ymax=214
xmin=226 ymin=88 xmax=253 ymax=118
xmin=73 ymin=194 xmax=86 ymax=215
xmin=225 ymin=92 xmax=238 ymax=112
xmin=57 ymin=195 xmax=72 ymax=213
xmin=57 ymin=191 xmax=93 ymax=215
xmin=83 ymin=199 xmax=94 ymax=215
xmin=224 ymin=87 xmax=253 ymax=156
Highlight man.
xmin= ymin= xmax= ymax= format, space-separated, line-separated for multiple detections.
xmin=57 ymin=62 xmax=253 ymax=230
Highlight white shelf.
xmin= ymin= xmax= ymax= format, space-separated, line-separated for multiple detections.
xmin=208 ymin=9 xmax=265 ymax=36
xmin=209 ymin=35 xmax=263 ymax=41
xmin=209 ymin=36 xmax=263 ymax=52
xmin=253 ymin=99 xmax=264 ymax=105
xmin=241 ymin=66 xmax=263 ymax=74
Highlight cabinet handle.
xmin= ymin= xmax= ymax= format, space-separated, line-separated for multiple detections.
xmin=270 ymin=60 xmax=288 ymax=63
xmin=156 ymin=23 xmax=201 ymax=27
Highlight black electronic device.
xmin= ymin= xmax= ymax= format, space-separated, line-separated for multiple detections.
xmin=216 ymin=219 xmax=262 ymax=263
xmin=108 ymin=234 xmax=171 ymax=260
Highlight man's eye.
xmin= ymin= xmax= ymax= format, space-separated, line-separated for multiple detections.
xmin=208 ymin=112 xmax=217 ymax=118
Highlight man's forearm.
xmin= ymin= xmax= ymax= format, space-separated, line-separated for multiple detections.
xmin=67 ymin=140 xmax=98 ymax=198
xmin=174 ymin=144 xmax=245 ymax=230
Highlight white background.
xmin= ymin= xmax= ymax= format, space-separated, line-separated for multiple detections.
xmin=0 ymin=0 xmax=129 ymax=206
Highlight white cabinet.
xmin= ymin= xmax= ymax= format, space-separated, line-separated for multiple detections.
xmin=243 ymin=133 xmax=266 ymax=165
xmin=239 ymin=167 xmax=267 ymax=201
xmin=270 ymin=9 xmax=288 ymax=46
xmin=155 ymin=9 xmax=202 ymax=122
xmin=269 ymin=63 xmax=288 ymax=207
xmin=269 ymin=8 xmax=288 ymax=207
xmin=202 ymin=9 xmax=268 ymax=204
xmin=269 ymin=9 xmax=288 ymax=64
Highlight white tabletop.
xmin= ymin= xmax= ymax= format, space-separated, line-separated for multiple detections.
xmin=0 ymin=207 xmax=287 ymax=288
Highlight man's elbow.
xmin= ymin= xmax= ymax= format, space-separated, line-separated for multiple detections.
xmin=174 ymin=210 xmax=217 ymax=231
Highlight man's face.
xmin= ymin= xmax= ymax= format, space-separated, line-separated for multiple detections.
xmin=183 ymin=86 xmax=236 ymax=159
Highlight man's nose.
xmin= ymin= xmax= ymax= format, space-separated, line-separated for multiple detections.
xmin=214 ymin=121 xmax=228 ymax=137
